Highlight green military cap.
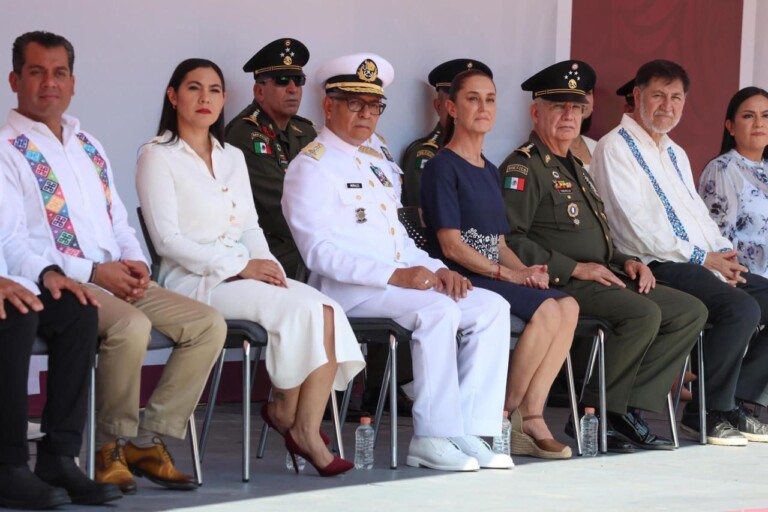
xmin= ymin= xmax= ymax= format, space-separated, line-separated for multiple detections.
xmin=521 ymin=60 xmax=596 ymax=104
xmin=428 ymin=59 xmax=493 ymax=92
xmin=242 ymin=38 xmax=309 ymax=80
xmin=616 ymin=78 xmax=636 ymax=107
xmin=317 ymin=52 xmax=394 ymax=98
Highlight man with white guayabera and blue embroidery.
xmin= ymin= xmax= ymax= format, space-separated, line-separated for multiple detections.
xmin=591 ymin=59 xmax=768 ymax=447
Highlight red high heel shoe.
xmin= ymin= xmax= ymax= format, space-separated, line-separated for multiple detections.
xmin=285 ymin=431 xmax=354 ymax=477
xmin=260 ymin=403 xmax=331 ymax=445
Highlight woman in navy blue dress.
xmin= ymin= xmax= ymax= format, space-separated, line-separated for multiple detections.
xmin=421 ymin=69 xmax=578 ymax=460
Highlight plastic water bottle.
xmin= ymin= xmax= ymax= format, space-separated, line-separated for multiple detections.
xmin=580 ymin=407 xmax=599 ymax=457
xmin=492 ymin=410 xmax=511 ymax=455
xmin=354 ymin=417 xmax=375 ymax=469
xmin=285 ymin=451 xmax=305 ymax=472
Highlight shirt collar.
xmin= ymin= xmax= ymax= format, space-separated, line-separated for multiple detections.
xmin=320 ymin=126 xmax=361 ymax=157
xmin=620 ymin=113 xmax=673 ymax=150
xmin=6 ymin=109 xmax=80 ymax=143
xmin=154 ymin=130 xmax=226 ymax=154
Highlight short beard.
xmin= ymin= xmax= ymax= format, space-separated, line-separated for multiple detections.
xmin=638 ymin=94 xmax=680 ymax=135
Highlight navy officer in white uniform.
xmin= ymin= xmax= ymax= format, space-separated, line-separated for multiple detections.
xmin=282 ymin=53 xmax=513 ymax=471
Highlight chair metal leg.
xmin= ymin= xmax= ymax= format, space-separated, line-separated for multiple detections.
xmin=242 ymin=342 xmax=251 ymax=482
xmin=667 ymin=393 xmax=679 ymax=448
xmin=86 ymin=361 xmax=96 ymax=479
xmin=565 ymin=353 xmax=583 ymax=456
xmin=597 ymin=330 xmax=607 ymax=454
xmin=388 ymin=334 xmax=398 ymax=469
xmin=188 ymin=416 xmax=202 ymax=486
xmin=257 ymin=387 xmax=273 ymax=459
xmin=372 ymin=350 xmax=392 ymax=448
xmin=697 ymin=333 xmax=707 ymax=445
xmin=334 ymin=379 xmax=354 ymax=456
xmin=580 ymin=334 xmax=600 ymax=403
xmin=672 ymin=355 xmax=689 ymax=414
xmin=199 ymin=348 xmax=227 ymax=462
xmin=330 ymin=392 xmax=344 ymax=459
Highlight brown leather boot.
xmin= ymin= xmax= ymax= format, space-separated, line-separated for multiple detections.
xmin=95 ymin=441 xmax=137 ymax=495
xmin=123 ymin=438 xmax=197 ymax=491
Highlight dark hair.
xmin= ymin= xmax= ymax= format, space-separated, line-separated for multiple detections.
xmin=12 ymin=31 xmax=74 ymax=74
xmin=719 ymin=86 xmax=768 ymax=159
xmin=442 ymin=69 xmax=495 ymax=145
xmin=156 ymin=58 xmax=227 ymax=145
xmin=635 ymin=59 xmax=690 ymax=93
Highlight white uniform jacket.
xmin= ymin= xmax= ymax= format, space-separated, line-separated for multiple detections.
xmin=282 ymin=128 xmax=446 ymax=311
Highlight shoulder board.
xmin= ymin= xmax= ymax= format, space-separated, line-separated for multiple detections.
xmin=514 ymin=143 xmax=536 ymax=159
xmin=243 ymin=114 xmax=261 ymax=127
xmin=291 ymin=114 xmax=315 ymax=127
xmin=374 ymin=132 xmax=387 ymax=144
xmin=423 ymin=135 xmax=440 ymax=149
xmin=572 ymin=155 xmax=584 ymax=166
xmin=359 ymin=145 xmax=383 ymax=159
xmin=301 ymin=141 xmax=325 ymax=161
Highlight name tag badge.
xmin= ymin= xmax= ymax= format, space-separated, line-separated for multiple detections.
xmin=347 ymin=183 xmax=363 ymax=188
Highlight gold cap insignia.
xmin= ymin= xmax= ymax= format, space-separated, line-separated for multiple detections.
xmin=357 ymin=59 xmax=378 ymax=83
xmin=284 ymin=55 xmax=292 ymax=65
xmin=568 ymin=79 xmax=577 ymax=89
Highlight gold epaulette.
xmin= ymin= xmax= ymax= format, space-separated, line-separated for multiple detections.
xmin=514 ymin=143 xmax=535 ymax=159
xmin=375 ymin=132 xmax=387 ymax=144
xmin=301 ymin=141 xmax=326 ymax=160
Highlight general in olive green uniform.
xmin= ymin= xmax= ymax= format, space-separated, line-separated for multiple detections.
xmin=400 ymin=59 xmax=491 ymax=207
xmin=226 ymin=38 xmax=317 ymax=279
xmin=500 ymin=62 xmax=706 ymax=422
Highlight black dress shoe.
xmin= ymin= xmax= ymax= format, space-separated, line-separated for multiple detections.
xmin=563 ymin=414 xmax=635 ymax=454
xmin=35 ymin=449 xmax=123 ymax=505
xmin=0 ymin=464 xmax=70 ymax=510
xmin=608 ymin=411 xmax=675 ymax=450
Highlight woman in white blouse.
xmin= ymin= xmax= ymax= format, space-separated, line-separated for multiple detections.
xmin=135 ymin=59 xmax=364 ymax=477
xmin=699 ymin=87 xmax=768 ymax=277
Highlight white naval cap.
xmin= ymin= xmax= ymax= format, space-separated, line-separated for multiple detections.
xmin=316 ymin=52 xmax=394 ymax=98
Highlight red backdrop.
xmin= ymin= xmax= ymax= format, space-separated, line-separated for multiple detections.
xmin=571 ymin=0 xmax=743 ymax=182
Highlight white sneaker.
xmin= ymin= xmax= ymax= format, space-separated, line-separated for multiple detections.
xmin=406 ymin=436 xmax=480 ymax=471
xmin=451 ymin=435 xmax=514 ymax=469
xmin=27 ymin=421 xmax=44 ymax=441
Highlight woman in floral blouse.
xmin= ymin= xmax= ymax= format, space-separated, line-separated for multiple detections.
xmin=699 ymin=87 xmax=768 ymax=277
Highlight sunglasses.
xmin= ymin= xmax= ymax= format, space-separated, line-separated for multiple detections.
xmin=268 ymin=75 xmax=307 ymax=87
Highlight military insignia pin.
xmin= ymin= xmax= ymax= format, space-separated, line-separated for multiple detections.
xmin=355 ymin=207 xmax=367 ymax=223
xmin=544 ymin=154 xmax=552 ymax=164
xmin=551 ymin=170 xmax=560 ymax=178
xmin=357 ymin=59 xmax=378 ymax=83
xmin=567 ymin=203 xmax=579 ymax=218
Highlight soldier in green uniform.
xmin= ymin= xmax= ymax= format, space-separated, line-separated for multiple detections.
xmin=499 ymin=61 xmax=707 ymax=451
xmin=616 ymin=78 xmax=636 ymax=113
xmin=226 ymin=38 xmax=316 ymax=279
xmin=401 ymin=59 xmax=492 ymax=207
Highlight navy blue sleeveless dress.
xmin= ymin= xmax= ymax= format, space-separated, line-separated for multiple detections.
xmin=421 ymin=148 xmax=566 ymax=321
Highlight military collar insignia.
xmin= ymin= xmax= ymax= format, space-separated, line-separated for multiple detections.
xmin=544 ymin=154 xmax=552 ymax=164
xmin=359 ymin=145 xmax=383 ymax=159
xmin=301 ymin=141 xmax=326 ymax=160
xmin=261 ymin=124 xmax=277 ymax=139
xmin=290 ymin=123 xmax=303 ymax=134
xmin=357 ymin=59 xmax=378 ymax=82
xmin=515 ymin=143 xmax=534 ymax=159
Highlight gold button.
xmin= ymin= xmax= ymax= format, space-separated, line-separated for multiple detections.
xmin=355 ymin=158 xmax=362 ymax=165
xmin=554 ymin=277 xmax=560 ymax=283
xmin=229 ymin=215 xmax=236 ymax=222
xmin=356 ymin=195 xmax=362 ymax=200
xmin=605 ymin=234 xmax=609 ymax=241
xmin=582 ymin=187 xmax=586 ymax=193
xmin=369 ymin=180 xmax=375 ymax=187
xmin=396 ymin=251 xmax=401 ymax=260
xmin=380 ymin=203 xmax=387 ymax=211
xmin=390 ymin=227 xmax=395 ymax=235
xmin=567 ymin=195 xmax=572 ymax=199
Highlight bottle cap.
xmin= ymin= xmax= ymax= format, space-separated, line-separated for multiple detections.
xmin=584 ymin=407 xmax=596 ymax=414
xmin=361 ymin=416 xmax=372 ymax=425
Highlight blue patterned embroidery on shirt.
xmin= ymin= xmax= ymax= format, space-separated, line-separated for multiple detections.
xmin=460 ymin=228 xmax=500 ymax=263
xmin=618 ymin=128 xmax=703 ymax=265
xmin=667 ymin=146 xmax=693 ymax=199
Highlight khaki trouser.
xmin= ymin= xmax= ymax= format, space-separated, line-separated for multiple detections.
xmin=89 ymin=283 xmax=226 ymax=439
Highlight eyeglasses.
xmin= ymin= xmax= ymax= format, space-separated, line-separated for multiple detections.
xmin=331 ymin=97 xmax=387 ymax=116
xmin=547 ymin=102 xmax=587 ymax=115
xmin=260 ymin=75 xmax=306 ymax=87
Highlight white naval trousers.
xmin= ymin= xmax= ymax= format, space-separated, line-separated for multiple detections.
xmin=346 ymin=285 xmax=510 ymax=438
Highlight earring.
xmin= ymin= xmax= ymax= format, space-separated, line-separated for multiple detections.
xmin=172 ymin=104 xmax=177 ymax=110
